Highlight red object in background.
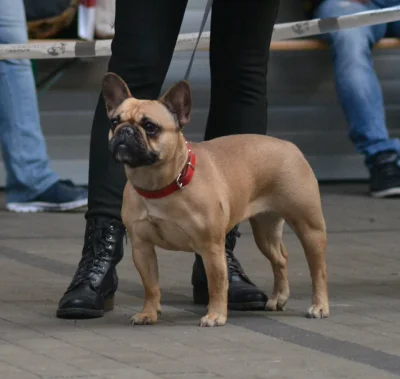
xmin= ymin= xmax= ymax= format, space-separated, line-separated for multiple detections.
xmin=79 ymin=0 xmax=96 ymax=7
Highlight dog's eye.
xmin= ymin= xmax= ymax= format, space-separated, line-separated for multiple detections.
xmin=143 ymin=121 xmax=159 ymax=136
xmin=110 ymin=116 xmax=120 ymax=130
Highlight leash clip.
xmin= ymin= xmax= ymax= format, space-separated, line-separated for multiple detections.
xmin=176 ymin=160 xmax=195 ymax=190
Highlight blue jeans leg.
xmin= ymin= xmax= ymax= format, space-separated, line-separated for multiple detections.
xmin=0 ymin=0 xmax=58 ymax=203
xmin=316 ymin=0 xmax=400 ymax=167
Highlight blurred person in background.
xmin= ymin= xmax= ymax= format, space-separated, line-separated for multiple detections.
xmin=310 ymin=0 xmax=400 ymax=198
xmin=57 ymin=0 xmax=280 ymax=319
xmin=0 ymin=0 xmax=88 ymax=212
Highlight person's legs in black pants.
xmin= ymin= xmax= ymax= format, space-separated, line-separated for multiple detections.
xmin=192 ymin=0 xmax=280 ymax=310
xmin=87 ymin=0 xmax=189 ymax=220
xmin=206 ymin=0 xmax=279 ymax=139
xmin=57 ymin=0 xmax=188 ymax=319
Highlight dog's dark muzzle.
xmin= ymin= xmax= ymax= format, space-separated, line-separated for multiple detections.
xmin=109 ymin=126 xmax=159 ymax=167
xmin=109 ymin=126 xmax=136 ymax=160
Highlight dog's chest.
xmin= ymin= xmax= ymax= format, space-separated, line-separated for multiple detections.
xmin=141 ymin=215 xmax=193 ymax=252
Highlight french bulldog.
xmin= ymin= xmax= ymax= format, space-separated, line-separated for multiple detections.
xmin=102 ymin=72 xmax=329 ymax=327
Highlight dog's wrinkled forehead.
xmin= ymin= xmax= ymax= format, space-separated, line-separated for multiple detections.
xmin=112 ymin=98 xmax=176 ymax=129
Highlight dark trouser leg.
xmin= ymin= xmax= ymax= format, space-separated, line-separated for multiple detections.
xmin=86 ymin=0 xmax=188 ymax=220
xmin=205 ymin=0 xmax=279 ymax=139
xmin=192 ymin=0 xmax=280 ymax=310
xmin=57 ymin=0 xmax=188 ymax=319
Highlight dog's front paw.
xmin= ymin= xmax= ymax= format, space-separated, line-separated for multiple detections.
xmin=130 ymin=312 xmax=158 ymax=326
xmin=199 ymin=313 xmax=227 ymax=327
xmin=306 ymin=303 xmax=329 ymax=319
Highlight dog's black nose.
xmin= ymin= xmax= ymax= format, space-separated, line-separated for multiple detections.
xmin=120 ymin=126 xmax=134 ymax=137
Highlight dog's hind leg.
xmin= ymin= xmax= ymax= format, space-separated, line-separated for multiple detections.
xmin=280 ymin=184 xmax=329 ymax=319
xmin=129 ymin=241 xmax=161 ymax=326
xmin=250 ymin=212 xmax=290 ymax=311
xmin=288 ymin=215 xmax=329 ymax=319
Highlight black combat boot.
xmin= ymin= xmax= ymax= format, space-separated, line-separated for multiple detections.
xmin=56 ymin=217 xmax=125 ymax=319
xmin=192 ymin=225 xmax=268 ymax=310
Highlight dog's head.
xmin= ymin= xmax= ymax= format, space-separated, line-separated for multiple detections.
xmin=102 ymin=73 xmax=191 ymax=168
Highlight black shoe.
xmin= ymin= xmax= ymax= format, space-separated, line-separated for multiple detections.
xmin=192 ymin=225 xmax=268 ymax=311
xmin=370 ymin=150 xmax=400 ymax=198
xmin=56 ymin=217 xmax=125 ymax=319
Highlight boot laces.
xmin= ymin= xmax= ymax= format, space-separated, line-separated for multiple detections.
xmin=225 ymin=226 xmax=244 ymax=275
xmin=74 ymin=221 xmax=116 ymax=285
xmin=225 ymin=226 xmax=255 ymax=286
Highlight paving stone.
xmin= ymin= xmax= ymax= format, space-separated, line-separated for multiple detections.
xmin=0 ymin=343 xmax=90 ymax=378
xmin=0 ymin=362 xmax=41 ymax=379
xmin=161 ymin=375 xmax=223 ymax=379
xmin=135 ymin=359 xmax=207 ymax=375
xmin=86 ymin=368 xmax=162 ymax=379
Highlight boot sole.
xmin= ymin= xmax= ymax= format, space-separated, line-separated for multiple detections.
xmin=56 ymin=296 xmax=114 ymax=319
xmin=193 ymin=289 xmax=267 ymax=311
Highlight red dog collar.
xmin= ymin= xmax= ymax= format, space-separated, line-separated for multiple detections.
xmin=134 ymin=140 xmax=196 ymax=199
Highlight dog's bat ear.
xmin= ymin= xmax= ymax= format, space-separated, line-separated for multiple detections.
xmin=102 ymin=72 xmax=132 ymax=116
xmin=160 ymin=81 xmax=192 ymax=127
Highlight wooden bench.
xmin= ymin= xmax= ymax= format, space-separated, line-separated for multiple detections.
xmin=29 ymin=37 xmax=400 ymax=92
xmin=270 ymin=38 xmax=400 ymax=50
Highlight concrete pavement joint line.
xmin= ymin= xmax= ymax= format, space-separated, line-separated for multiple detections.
xmin=1 ymin=228 xmax=399 ymax=240
xmin=1 ymin=245 xmax=400 ymax=376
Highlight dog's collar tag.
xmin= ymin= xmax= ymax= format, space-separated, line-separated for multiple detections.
xmin=133 ymin=140 xmax=196 ymax=199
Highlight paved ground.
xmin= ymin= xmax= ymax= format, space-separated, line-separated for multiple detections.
xmin=0 ymin=183 xmax=399 ymax=379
